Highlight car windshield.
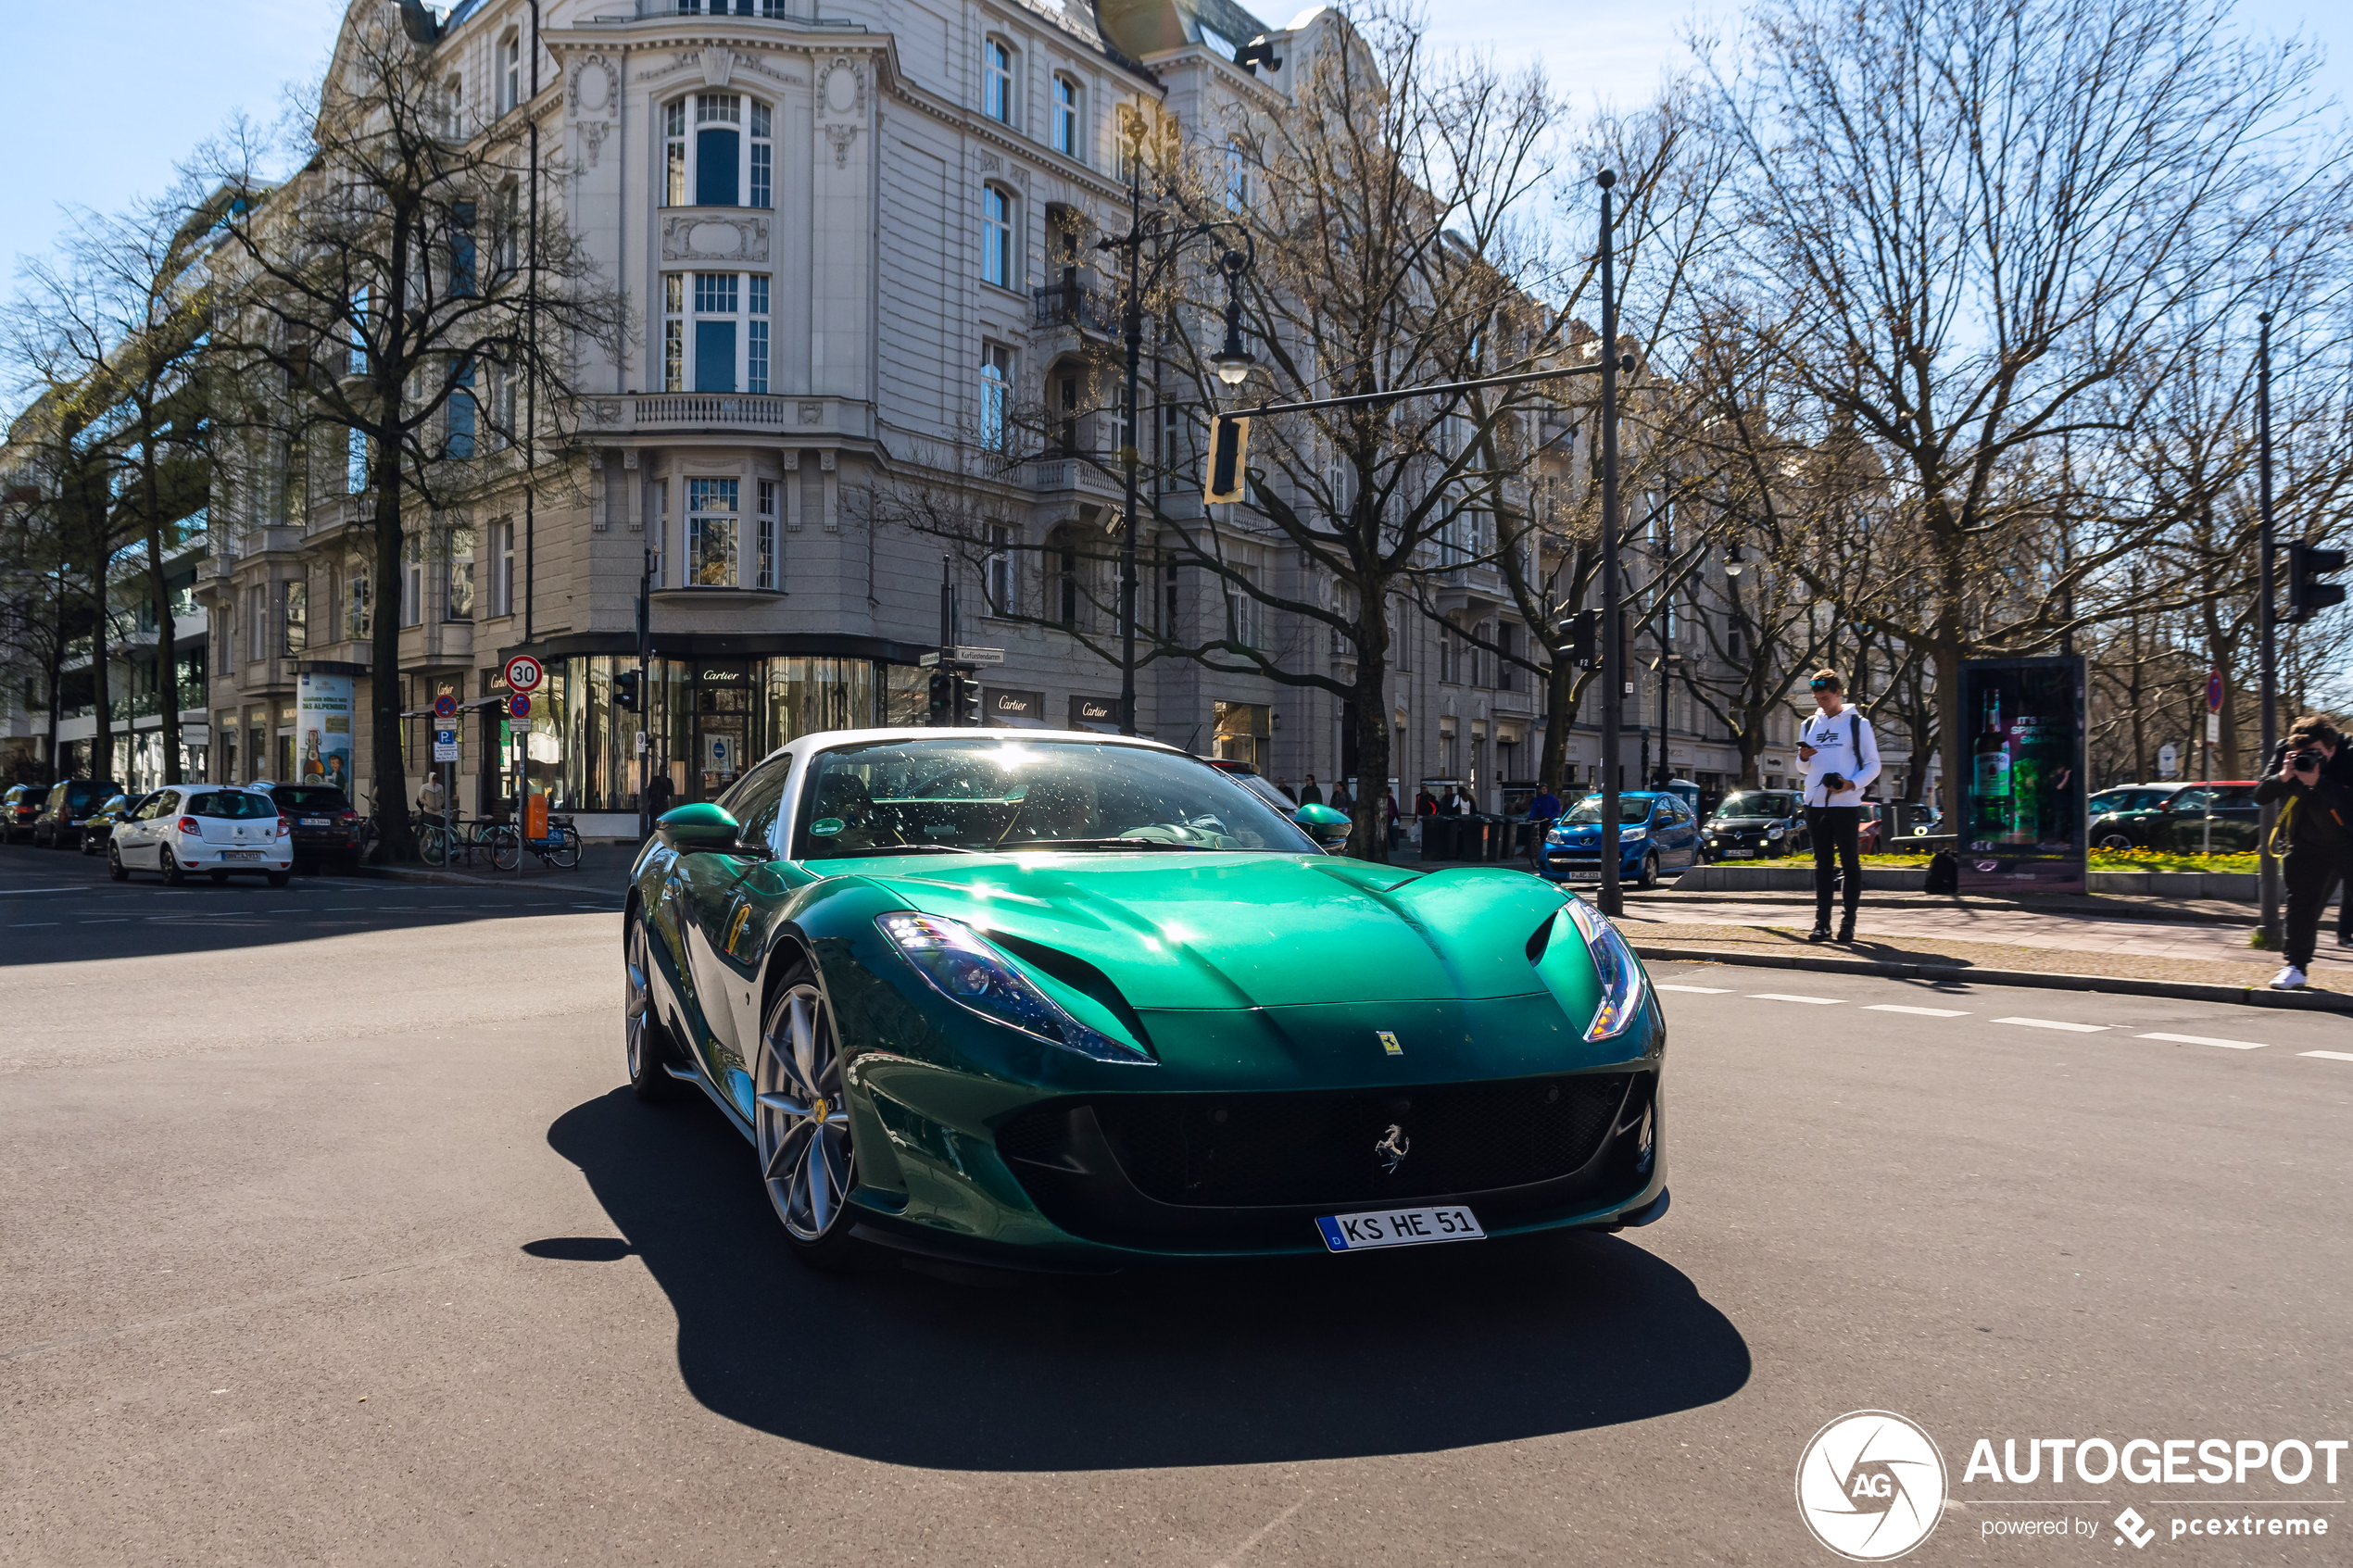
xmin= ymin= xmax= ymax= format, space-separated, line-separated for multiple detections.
xmin=1227 ymin=771 xmax=1297 ymax=813
xmin=1716 ymin=792 xmax=1797 ymax=819
xmin=1563 ymin=796 xmax=1654 ymax=825
xmin=796 ymin=738 xmax=1316 ymax=859
xmin=274 ymin=787 xmax=349 ymax=811
xmin=184 ymin=790 xmax=280 ymax=821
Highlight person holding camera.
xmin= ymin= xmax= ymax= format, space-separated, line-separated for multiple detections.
xmin=1794 ymin=669 xmax=1881 ymax=943
xmin=2262 ymin=722 xmax=2353 ymax=950
xmin=2255 ymin=715 xmax=2350 ymax=991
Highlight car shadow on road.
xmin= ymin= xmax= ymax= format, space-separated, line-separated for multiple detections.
xmin=546 ymin=1087 xmax=1750 ymax=1470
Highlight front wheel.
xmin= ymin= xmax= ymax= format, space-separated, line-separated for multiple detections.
xmin=107 ymin=843 xmax=128 ymax=882
xmin=489 ymin=828 xmax=520 ymax=872
xmin=2097 ymin=832 xmax=2135 ymax=850
xmin=419 ymin=824 xmax=448 ymax=866
xmin=754 ymin=960 xmax=870 ymax=1273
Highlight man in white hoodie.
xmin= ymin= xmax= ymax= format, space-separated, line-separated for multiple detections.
xmin=1794 ymin=668 xmax=1881 ymax=943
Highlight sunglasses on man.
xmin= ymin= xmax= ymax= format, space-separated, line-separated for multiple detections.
xmin=1809 ymin=679 xmax=1839 ymax=691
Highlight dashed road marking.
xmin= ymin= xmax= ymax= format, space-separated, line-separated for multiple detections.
xmin=1866 ymin=1004 xmax=1972 ymax=1017
xmin=2139 ymin=1031 xmax=2268 ymax=1050
xmin=8 ymin=921 xmax=58 ymax=927
xmin=1993 ymin=1017 xmax=2108 ymax=1033
xmin=2299 ymin=1049 xmax=2353 ymax=1063
xmin=1657 ymin=984 xmax=1731 ymax=994
xmin=1749 ymin=993 xmax=1843 ymax=1005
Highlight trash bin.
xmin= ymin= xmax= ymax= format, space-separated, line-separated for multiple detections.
xmin=1423 ymin=815 xmax=1459 ymax=861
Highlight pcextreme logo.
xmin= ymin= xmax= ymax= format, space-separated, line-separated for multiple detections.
xmin=1795 ymin=1411 xmax=1949 ymax=1562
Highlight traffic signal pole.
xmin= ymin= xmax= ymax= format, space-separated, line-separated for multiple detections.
xmin=1598 ymin=169 xmax=1626 ymax=919
xmin=2258 ymin=313 xmax=2279 ymax=946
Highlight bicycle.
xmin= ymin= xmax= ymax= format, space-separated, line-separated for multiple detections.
xmin=490 ymin=812 xmax=581 ymax=872
xmin=419 ymin=809 xmax=504 ymax=868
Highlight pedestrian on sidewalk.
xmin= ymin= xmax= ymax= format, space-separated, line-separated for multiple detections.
xmin=2255 ymin=715 xmax=2349 ymax=991
xmin=642 ymin=770 xmax=674 ymax=825
xmin=1528 ymin=782 xmax=1563 ymax=867
xmin=1795 ymin=669 xmax=1881 ymax=944
xmin=2263 ymin=725 xmax=2353 ymax=949
xmin=1300 ymin=774 xmax=1324 ymax=805
xmin=1329 ymin=779 xmax=1353 ymax=814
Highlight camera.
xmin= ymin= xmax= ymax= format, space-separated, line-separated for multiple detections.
xmin=2291 ymin=750 xmax=2324 ymax=770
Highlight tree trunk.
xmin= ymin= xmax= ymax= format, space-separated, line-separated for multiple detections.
xmin=1347 ymin=597 xmax=1392 ymax=864
xmin=144 ymin=524 xmax=182 ymax=786
xmin=87 ymin=541 xmax=111 ymax=783
xmin=1935 ymin=640 xmax=1967 ymax=837
xmin=368 ymin=423 xmax=414 ymax=860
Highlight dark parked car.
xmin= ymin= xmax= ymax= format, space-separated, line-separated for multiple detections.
xmin=76 ymin=793 xmax=145 ymax=856
xmin=1 ymin=783 xmax=42 ymax=843
xmin=2085 ymin=782 xmax=2194 ymax=849
xmin=269 ymin=783 xmax=363 ymax=867
xmin=31 ymin=777 xmax=125 ymax=849
xmin=2152 ymin=783 xmax=2261 ymax=855
xmin=1702 ymin=789 xmax=1808 ymax=859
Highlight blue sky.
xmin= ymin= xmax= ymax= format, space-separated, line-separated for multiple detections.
xmin=2 ymin=0 xmax=2347 ymax=279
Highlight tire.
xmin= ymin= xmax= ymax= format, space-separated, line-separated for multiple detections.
xmin=107 ymin=843 xmax=128 ymax=882
xmin=208 ymin=871 xmax=229 ymax=885
xmin=420 ymin=824 xmax=447 ymax=866
xmin=489 ymin=828 xmax=520 ymax=872
xmin=753 ymin=957 xmax=871 ymax=1273
xmin=623 ymin=914 xmax=673 ymax=1103
xmin=547 ymin=829 xmax=581 ymax=869
xmin=160 ymin=846 xmax=185 ymax=886
xmin=267 ymin=870 xmax=291 ymax=887
xmin=1637 ymin=850 xmax=1661 ymax=890
xmin=2097 ymin=832 xmax=2134 ymax=850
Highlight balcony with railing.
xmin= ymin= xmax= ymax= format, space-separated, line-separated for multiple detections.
xmin=580 ymin=393 xmax=865 ymax=439
xmin=585 ymin=1 xmax=861 ymax=23
xmin=1033 ymin=281 xmax=1114 ymax=333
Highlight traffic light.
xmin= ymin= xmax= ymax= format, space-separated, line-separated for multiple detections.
xmin=613 ymin=669 xmax=642 ymax=712
xmin=2287 ymin=542 xmax=2347 ymax=623
xmin=1203 ymin=414 xmax=1251 ymax=505
xmin=957 ymin=675 xmax=983 ymax=726
xmin=927 ymin=671 xmax=953 ymax=725
xmin=1558 ymin=609 xmax=1599 ymax=668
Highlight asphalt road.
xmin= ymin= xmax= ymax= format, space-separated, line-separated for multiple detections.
xmin=3 ymin=841 xmax=2348 ymax=1566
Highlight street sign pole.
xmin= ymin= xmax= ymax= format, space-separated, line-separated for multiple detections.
xmin=637 ymin=545 xmax=653 ymax=843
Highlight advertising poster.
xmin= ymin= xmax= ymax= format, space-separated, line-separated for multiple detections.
xmin=1958 ymin=655 xmax=2086 ymax=895
xmin=295 ymin=672 xmax=355 ymax=796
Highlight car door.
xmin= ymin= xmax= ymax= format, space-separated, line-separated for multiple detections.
xmin=2208 ymin=787 xmax=2259 ymax=852
xmin=676 ymin=758 xmax=796 ymax=1103
xmin=115 ymin=791 xmax=157 ymax=867
xmin=2156 ymin=787 xmax=2209 ymax=854
xmin=1660 ymin=797 xmax=1696 ymax=866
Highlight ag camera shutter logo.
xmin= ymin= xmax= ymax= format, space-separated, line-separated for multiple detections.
xmin=1795 ymin=1411 xmax=1948 ymax=1561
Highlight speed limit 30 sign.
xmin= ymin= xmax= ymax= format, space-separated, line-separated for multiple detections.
xmin=503 ymin=654 xmax=544 ymax=694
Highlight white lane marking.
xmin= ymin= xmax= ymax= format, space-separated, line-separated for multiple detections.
xmin=0 ymin=887 xmax=87 ymax=896
xmin=77 ymin=919 xmax=128 ymax=923
xmin=2138 ymin=1031 xmax=2268 ymax=1050
xmin=1866 ymin=1004 xmax=1972 ymax=1017
xmin=1749 ymin=993 xmax=1844 ymax=1005
xmin=2299 ymin=1050 xmax=2353 ymax=1063
xmin=1657 ymin=984 xmax=1732 ymax=994
xmin=8 ymin=922 xmax=59 ymax=927
xmin=1994 ymin=1017 xmax=2108 ymax=1033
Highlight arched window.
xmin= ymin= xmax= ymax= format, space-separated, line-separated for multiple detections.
xmin=980 ymin=184 xmax=1015 ymax=287
xmin=983 ymin=40 xmax=1014 ymax=123
xmin=664 ymin=94 xmax=774 ymax=207
xmin=1051 ymin=75 xmax=1080 ymax=157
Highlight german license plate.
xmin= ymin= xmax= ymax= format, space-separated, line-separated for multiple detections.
xmin=302 ymin=816 xmax=330 ymax=826
xmin=225 ymin=850 xmax=261 ymax=862
xmin=1726 ymin=847 xmax=1754 ymax=858
xmin=1315 ymin=1205 xmax=1485 ymax=1252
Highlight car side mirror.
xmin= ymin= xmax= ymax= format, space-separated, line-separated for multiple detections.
xmin=1293 ymin=802 xmax=1352 ymax=847
xmin=655 ymin=802 xmax=745 ymax=854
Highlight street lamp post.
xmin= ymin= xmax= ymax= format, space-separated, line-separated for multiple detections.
xmin=1598 ymin=169 xmax=1626 ymax=917
xmin=1094 ymin=131 xmax=1255 ymax=736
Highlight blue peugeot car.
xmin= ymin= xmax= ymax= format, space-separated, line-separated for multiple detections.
xmin=1539 ymin=791 xmax=1704 ymax=888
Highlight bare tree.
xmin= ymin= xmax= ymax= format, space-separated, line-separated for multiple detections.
xmin=195 ymin=6 xmax=624 ymax=855
xmin=1706 ymin=0 xmax=2348 ymax=828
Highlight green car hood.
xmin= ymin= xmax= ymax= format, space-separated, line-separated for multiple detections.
xmin=856 ymin=852 xmax=1569 ymax=1010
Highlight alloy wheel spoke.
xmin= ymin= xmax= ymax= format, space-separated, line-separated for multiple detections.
xmin=806 ymin=1133 xmax=836 ymax=1232
xmin=765 ymin=1118 xmax=812 ymax=1183
xmin=789 ymin=992 xmax=821 ymax=1094
xmin=755 ymin=1089 xmax=809 ymax=1117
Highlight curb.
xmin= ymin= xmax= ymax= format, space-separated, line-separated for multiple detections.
xmin=349 ymin=864 xmax=624 ymax=895
xmin=1633 ymin=944 xmax=2353 ymax=1015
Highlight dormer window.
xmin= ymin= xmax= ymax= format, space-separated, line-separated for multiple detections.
xmin=664 ymin=94 xmax=774 ymax=207
xmin=984 ymin=40 xmax=1014 ymax=123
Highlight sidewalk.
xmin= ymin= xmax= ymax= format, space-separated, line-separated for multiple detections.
xmin=354 ymin=839 xmax=637 ymax=896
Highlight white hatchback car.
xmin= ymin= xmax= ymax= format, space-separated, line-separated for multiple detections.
xmin=107 ymin=784 xmax=295 ymax=886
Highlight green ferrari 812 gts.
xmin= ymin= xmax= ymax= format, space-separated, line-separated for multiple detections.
xmin=623 ymin=728 xmax=1667 ymax=1272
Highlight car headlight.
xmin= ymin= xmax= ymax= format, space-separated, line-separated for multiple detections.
xmin=1767 ymin=823 xmax=1786 ymax=838
xmin=875 ymin=911 xmax=1151 ymax=1065
xmin=1547 ymin=827 xmax=1573 ymax=844
xmin=1620 ymin=826 xmax=1647 ymax=841
xmin=1562 ymin=897 xmax=1647 ymax=1042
